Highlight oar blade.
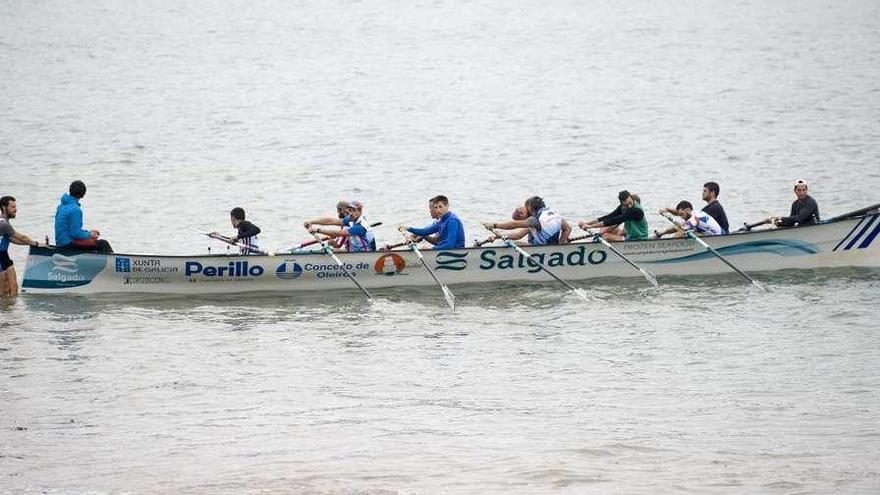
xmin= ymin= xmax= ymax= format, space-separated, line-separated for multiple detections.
xmin=641 ymin=269 xmax=660 ymax=289
xmin=572 ymin=288 xmax=591 ymax=302
xmin=441 ymin=285 xmax=456 ymax=310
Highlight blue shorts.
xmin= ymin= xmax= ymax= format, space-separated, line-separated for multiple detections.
xmin=0 ymin=251 xmax=12 ymax=272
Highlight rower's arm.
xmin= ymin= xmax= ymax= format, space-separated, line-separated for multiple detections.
xmin=313 ymin=226 xmax=343 ymax=238
xmin=506 ymin=228 xmax=529 ymax=241
xmin=420 ymin=234 xmax=440 ymax=245
xmin=407 ymin=222 xmax=439 ymax=237
xmin=11 ymin=231 xmax=39 ymax=247
xmin=304 ymin=217 xmax=343 ymax=228
xmin=236 ymin=222 xmax=261 ymax=240
xmin=560 ymin=220 xmax=572 ymax=244
xmin=490 ymin=219 xmax=530 ymax=230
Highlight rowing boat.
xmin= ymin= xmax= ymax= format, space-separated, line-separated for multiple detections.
xmin=20 ymin=213 xmax=880 ymax=295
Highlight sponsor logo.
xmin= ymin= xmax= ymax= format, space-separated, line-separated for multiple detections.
xmin=185 ymin=260 xmax=264 ymax=278
xmin=24 ymin=252 xmax=108 ymax=289
xmin=52 ymin=253 xmax=79 ymax=274
xmin=374 ymin=253 xmax=406 ymax=276
xmin=276 ymin=262 xmax=303 ymax=280
xmin=114 ymin=258 xmax=180 ymax=285
xmin=479 ymin=245 xmax=607 ymax=273
xmin=435 ymin=251 xmax=467 ymax=271
xmin=116 ymin=257 xmax=131 ymax=273
xmin=303 ymin=261 xmax=370 ymax=279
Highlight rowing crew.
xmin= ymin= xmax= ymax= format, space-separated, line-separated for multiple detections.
xmin=1 ymin=179 xmax=821 ymax=296
xmin=209 ymin=180 xmax=818 ymax=255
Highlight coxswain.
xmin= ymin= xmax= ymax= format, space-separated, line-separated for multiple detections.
xmin=54 ymin=180 xmax=113 ymax=253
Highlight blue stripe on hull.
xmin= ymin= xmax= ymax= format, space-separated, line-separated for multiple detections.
xmin=646 ymin=239 xmax=819 ymax=265
xmin=833 ymin=217 xmax=865 ymax=252
xmin=842 ymin=216 xmax=878 ymax=251
xmin=858 ymin=220 xmax=880 ymax=249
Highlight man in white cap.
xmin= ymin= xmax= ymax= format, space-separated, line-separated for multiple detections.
xmin=770 ymin=180 xmax=820 ymax=227
xmin=304 ymin=200 xmax=376 ymax=251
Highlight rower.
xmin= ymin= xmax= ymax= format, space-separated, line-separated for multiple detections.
xmin=578 ymin=190 xmax=648 ymax=241
xmin=483 ymin=196 xmax=570 ymax=245
xmin=656 ymin=200 xmax=724 ymax=238
xmin=769 ymin=180 xmax=820 ymax=227
xmin=305 ymin=200 xmax=376 ymax=252
xmin=54 ymin=180 xmax=113 ymax=253
xmin=212 ymin=207 xmax=262 ymax=255
xmin=702 ymin=181 xmax=730 ymax=233
xmin=1 ymin=196 xmax=41 ymax=297
xmin=399 ymin=195 xmax=465 ymax=249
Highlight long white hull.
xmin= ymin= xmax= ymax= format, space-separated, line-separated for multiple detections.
xmin=21 ymin=214 xmax=880 ymax=295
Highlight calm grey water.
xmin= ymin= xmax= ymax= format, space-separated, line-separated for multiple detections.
xmin=2 ymin=0 xmax=880 ymax=493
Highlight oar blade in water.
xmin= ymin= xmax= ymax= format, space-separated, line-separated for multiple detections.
xmin=573 ymin=288 xmax=591 ymax=302
xmin=641 ymin=269 xmax=660 ymax=289
xmin=441 ymin=285 xmax=456 ymax=309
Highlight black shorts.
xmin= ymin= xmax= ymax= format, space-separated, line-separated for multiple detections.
xmin=0 ymin=251 xmax=12 ymax=272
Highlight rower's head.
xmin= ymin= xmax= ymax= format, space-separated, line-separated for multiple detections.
xmin=702 ymin=181 xmax=720 ymax=202
xmin=336 ymin=201 xmax=349 ymax=219
xmin=428 ymin=195 xmax=449 ymax=219
xmin=512 ymin=206 xmax=528 ymax=221
xmin=230 ymin=207 xmax=246 ymax=227
xmin=675 ymin=200 xmax=694 ymax=218
xmin=69 ymin=180 xmax=86 ymax=199
xmin=0 ymin=196 xmax=16 ymax=219
xmin=347 ymin=200 xmax=364 ymax=220
xmin=793 ymin=180 xmax=809 ymax=200
xmin=524 ymin=196 xmax=545 ymax=216
xmin=618 ymin=190 xmax=634 ymax=209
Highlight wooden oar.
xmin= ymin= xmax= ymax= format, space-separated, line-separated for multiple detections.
xmin=477 ymin=233 xmax=591 ymax=247
xmin=582 ymin=229 xmax=658 ymax=288
xmin=310 ymin=232 xmax=374 ymax=302
xmin=485 ymin=227 xmax=590 ymax=302
xmin=473 ymin=236 xmax=494 ymax=247
xmin=198 ymin=230 xmax=272 ymax=256
xmin=380 ymin=234 xmax=423 ymax=251
xmin=282 ymin=222 xmax=384 ymax=253
xmin=661 ymin=215 xmax=766 ymax=291
xmin=403 ymin=233 xmax=455 ymax=309
xmin=824 ymin=203 xmax=880 ymax=223
xmin=566 ymin=233 xmax=592 ymax=243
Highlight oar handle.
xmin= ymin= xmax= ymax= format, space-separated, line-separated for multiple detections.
xmin=380 ymin=235 xmax=422 ymax=251
xmin=473 ymin=236 xmax=495 ymax=247
xmin=567 ymin=233 xmax=593 ymax=243
xmin=201 ymin=231 xmax=270 ymax=256
xmin=738 ymin=219 xmax=772 ymax=232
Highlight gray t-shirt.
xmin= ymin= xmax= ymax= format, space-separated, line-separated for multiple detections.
xmin=0 ymin=217 xmax=15 ymax=237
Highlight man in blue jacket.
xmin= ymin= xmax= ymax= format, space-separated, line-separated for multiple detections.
xmin=399 ymin=195 xmax=466 ymax=249
xmin=54 ymin=180 xmax=113 ymax=253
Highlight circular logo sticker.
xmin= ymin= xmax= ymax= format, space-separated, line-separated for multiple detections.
xmin=276 ymin=262 xmax=303 ymax=280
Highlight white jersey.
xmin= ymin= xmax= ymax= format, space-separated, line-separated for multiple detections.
xmin=686 ymin=211 xmax=723 ymax=235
